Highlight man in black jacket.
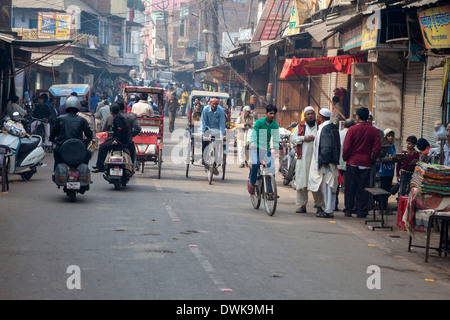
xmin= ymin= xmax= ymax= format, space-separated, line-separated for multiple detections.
xmin=309 ymin=108 xmax=341 ymax=218
xmin=50 ymin=96 xmax=93 ymax=170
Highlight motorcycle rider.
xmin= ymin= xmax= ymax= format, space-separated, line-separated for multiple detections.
xmin=50 ymin=96 xmax=93 ymax=170
xmin=92 ymin=103 xmax=134 ymax=173
xmin=31 ymin=93 xmax=53 ymax=150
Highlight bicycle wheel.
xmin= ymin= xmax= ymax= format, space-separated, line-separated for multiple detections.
xmin=250 ymin=179 xmax=261 ymax=209
xmin=263 ymin=175 xmax=277 ymax=216
xmin=207 ymin=144 xmax=214 ymax=184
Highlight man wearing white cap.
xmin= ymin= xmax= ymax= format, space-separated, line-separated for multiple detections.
xmin=290 ymin=106 xmax=324 ymax=214
xmin=308 ymin=108 xmax=341 ymax=218
xmin=235 ymin=106 xmax=256 ymax=168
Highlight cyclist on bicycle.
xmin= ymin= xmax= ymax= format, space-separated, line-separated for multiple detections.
xmin=247 ymin=104 xmax=279 ymax=195
xmin=200 ymin=97 xmax=226 ymax=175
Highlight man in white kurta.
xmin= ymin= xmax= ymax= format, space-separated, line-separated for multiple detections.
xmin=290 ymin=106 xmax=324 ymax=213
xmin=235 ymin=106 xmax=256 ymax=167
xmin=308 ymin=108 xmax=340 ymax=218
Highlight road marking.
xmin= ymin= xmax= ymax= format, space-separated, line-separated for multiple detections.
xmin=189 ymin=245 xmax=231 ymax=293
xmin=153 ymin=179 xmax=163 ymax=191
xmin=165 ymin=203 xmax=180 ymax=222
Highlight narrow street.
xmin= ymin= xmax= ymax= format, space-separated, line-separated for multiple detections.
xmin=0 ymin=117 xmax=449 ymax=301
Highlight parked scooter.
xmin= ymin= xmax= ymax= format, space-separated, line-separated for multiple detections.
xmin=52 ymin=139 xmax=92 ymax=202
xmin=0 ymin=112 xmax=46 ymax=181
xmin=103 ymin=143 xmax=134 ymax=190
xmin=279 ymin=122 xmax=298 ymax=186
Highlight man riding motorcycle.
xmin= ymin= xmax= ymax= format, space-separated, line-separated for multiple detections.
xmin=50 ymin=96 xmax=93 ymax=170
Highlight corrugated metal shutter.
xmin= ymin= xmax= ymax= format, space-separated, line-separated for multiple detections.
xmin=422 ymin=66 xmax=444 ymax=146
xmin=402 ymin=61 xmax=425 ymax=149
xmin=337 ymin=72 xmax=349 ymax=91
xmin=320 ymin=73 xmax=330 ymax=108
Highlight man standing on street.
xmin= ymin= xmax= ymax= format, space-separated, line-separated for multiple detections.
xmin=342 ymin=107 xmax=381 ymax=218
xmin=290 ymin=106 xmax=324 ymax=214
xmin=235 ymin=106 xmax=255 ymax=168
xmin=308 ymin=108 xmax=341 ymax=218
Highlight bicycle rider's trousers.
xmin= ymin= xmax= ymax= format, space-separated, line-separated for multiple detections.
xmin=249 ymin=148 xmax=275 ymax=185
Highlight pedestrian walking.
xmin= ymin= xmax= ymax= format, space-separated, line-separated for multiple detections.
xmin=168 ymin=92 xmax=180 ymax=133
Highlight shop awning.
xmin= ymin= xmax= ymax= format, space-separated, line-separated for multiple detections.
xmin=279 ymin=53 xmax=366 ymax=78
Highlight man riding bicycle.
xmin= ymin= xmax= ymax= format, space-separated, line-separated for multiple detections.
xmin=247 ymin=104 xmax=279 ymax=195
xmin=200 ymin=97 xmax=226 ymax=176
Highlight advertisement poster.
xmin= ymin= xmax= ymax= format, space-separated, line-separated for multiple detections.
xmin=361 ymin=15 xmax=379 ymax=50
xmin=38 ymin=12 xmax=72 ymax=39
xmin=417 ymin=4 xmax=450 ymax=49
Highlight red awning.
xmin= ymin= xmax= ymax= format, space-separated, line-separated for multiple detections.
xmin=280 ymin=53 xmax=366 ymax=79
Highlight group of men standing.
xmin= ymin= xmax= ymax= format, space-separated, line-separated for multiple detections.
xmin=290 ymin=106 xmax=380 ymax=219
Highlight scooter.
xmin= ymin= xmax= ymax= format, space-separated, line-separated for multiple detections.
xmin=103 ymin=143 xmax=134 ymax=190
xmin=52 ymin=139 xmax=92 ymax=202
xmin=278 ymin=122 xmax=298 ymax=186
xmin=0 ymin=112 xmax=46 ymax=181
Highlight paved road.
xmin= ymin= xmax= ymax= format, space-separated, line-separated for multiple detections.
xmin=1 ymin=117 xmax=449 ymax=300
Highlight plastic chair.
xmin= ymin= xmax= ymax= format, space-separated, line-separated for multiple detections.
xmin=397 ymin=195 xmax=409 ymax=229
xmin=0 ymin=144 xmax=13 ymax=193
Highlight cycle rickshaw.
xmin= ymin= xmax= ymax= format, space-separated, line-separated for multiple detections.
xmin=185 ymin=91 xmax=231 ymax=184
xmin=123 ymin=86 xmax=165 ymax=178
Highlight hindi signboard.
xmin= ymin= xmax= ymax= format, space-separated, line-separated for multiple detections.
xmin=417 ymin=4 xmax=450 ymax=49
xmin=38 ymin=12 xmax=72 ymax=39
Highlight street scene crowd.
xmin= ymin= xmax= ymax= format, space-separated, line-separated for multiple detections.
xmin=3 ymin=84 xmax=450 ymax=222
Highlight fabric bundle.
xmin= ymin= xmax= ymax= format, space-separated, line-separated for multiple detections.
xmin=410 ymin=162 xmax=450 ymax=196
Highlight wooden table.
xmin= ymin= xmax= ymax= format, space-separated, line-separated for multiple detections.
xmin=364 ymin=187 xmax=393 ymax=231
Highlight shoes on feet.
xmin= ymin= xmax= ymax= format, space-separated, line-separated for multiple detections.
xmin=295 ymin=206 xmax=307 ymax=213
xmin=316 ymin=212 xmax=334 ymax=218
xmin=239 ymin=164 xmax=245 ymax=168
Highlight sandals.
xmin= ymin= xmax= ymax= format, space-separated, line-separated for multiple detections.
xmin=247 ymin=180 xmax=255 ymax=195
xmin=316 ymin=212 xmax=334 ymax=218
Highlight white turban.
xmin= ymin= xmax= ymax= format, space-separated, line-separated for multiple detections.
xmin=243 ymin=105 xmax=251 ymax=112
xmin=319 ymin=108 xmax=331 ymax=118
xmin=304 ymin=106 xmax=315 ymax=113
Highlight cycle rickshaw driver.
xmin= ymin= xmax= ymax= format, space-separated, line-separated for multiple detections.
xmin=200 ymin=97 xmax=226 ymax=175
xmin=247 ymin=104 xmax=280 ymax=195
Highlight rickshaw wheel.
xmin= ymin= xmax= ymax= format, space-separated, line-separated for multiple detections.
xmin=157 ymin=148 xmax=162 ymax=179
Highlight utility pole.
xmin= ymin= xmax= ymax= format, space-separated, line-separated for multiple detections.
xmin=156 ymin=0 xmax=170 ymax=69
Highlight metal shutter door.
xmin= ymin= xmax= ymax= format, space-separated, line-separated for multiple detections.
xmin=422 ymin=66 xmax=444 ymax=146
xmin=402 ymin=61 xmax=425 ymax=149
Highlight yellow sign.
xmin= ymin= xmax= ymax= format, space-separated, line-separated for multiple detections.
xmin=287 ymin=0 xmax=312 ymax=36
xmin=38 ymin=12 xmax=72 ymax=39
xmin=418 ymin=4 xmax=450 ymax=49
xmin=361 ymin=16 xmax=379 ymax=50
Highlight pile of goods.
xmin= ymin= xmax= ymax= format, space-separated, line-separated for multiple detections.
xmin=411 ymin=162 xmax=450 ymax=196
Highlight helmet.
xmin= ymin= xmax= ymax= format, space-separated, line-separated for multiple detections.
xmin=65 ymin=96 xmax=80 ymax=111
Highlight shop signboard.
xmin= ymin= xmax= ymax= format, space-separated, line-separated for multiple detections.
xmin=342 ymin=21 xmax=362 ymax=51
xmin=417 ymin=4 xmax=450 ymax=49
xmin=252 ymin=0 xmax=291 ymax=41
xmin=38 ymin=12 xmax=72 ymax=40
xmin=361 ymin=15 xmax=379 ymax=50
